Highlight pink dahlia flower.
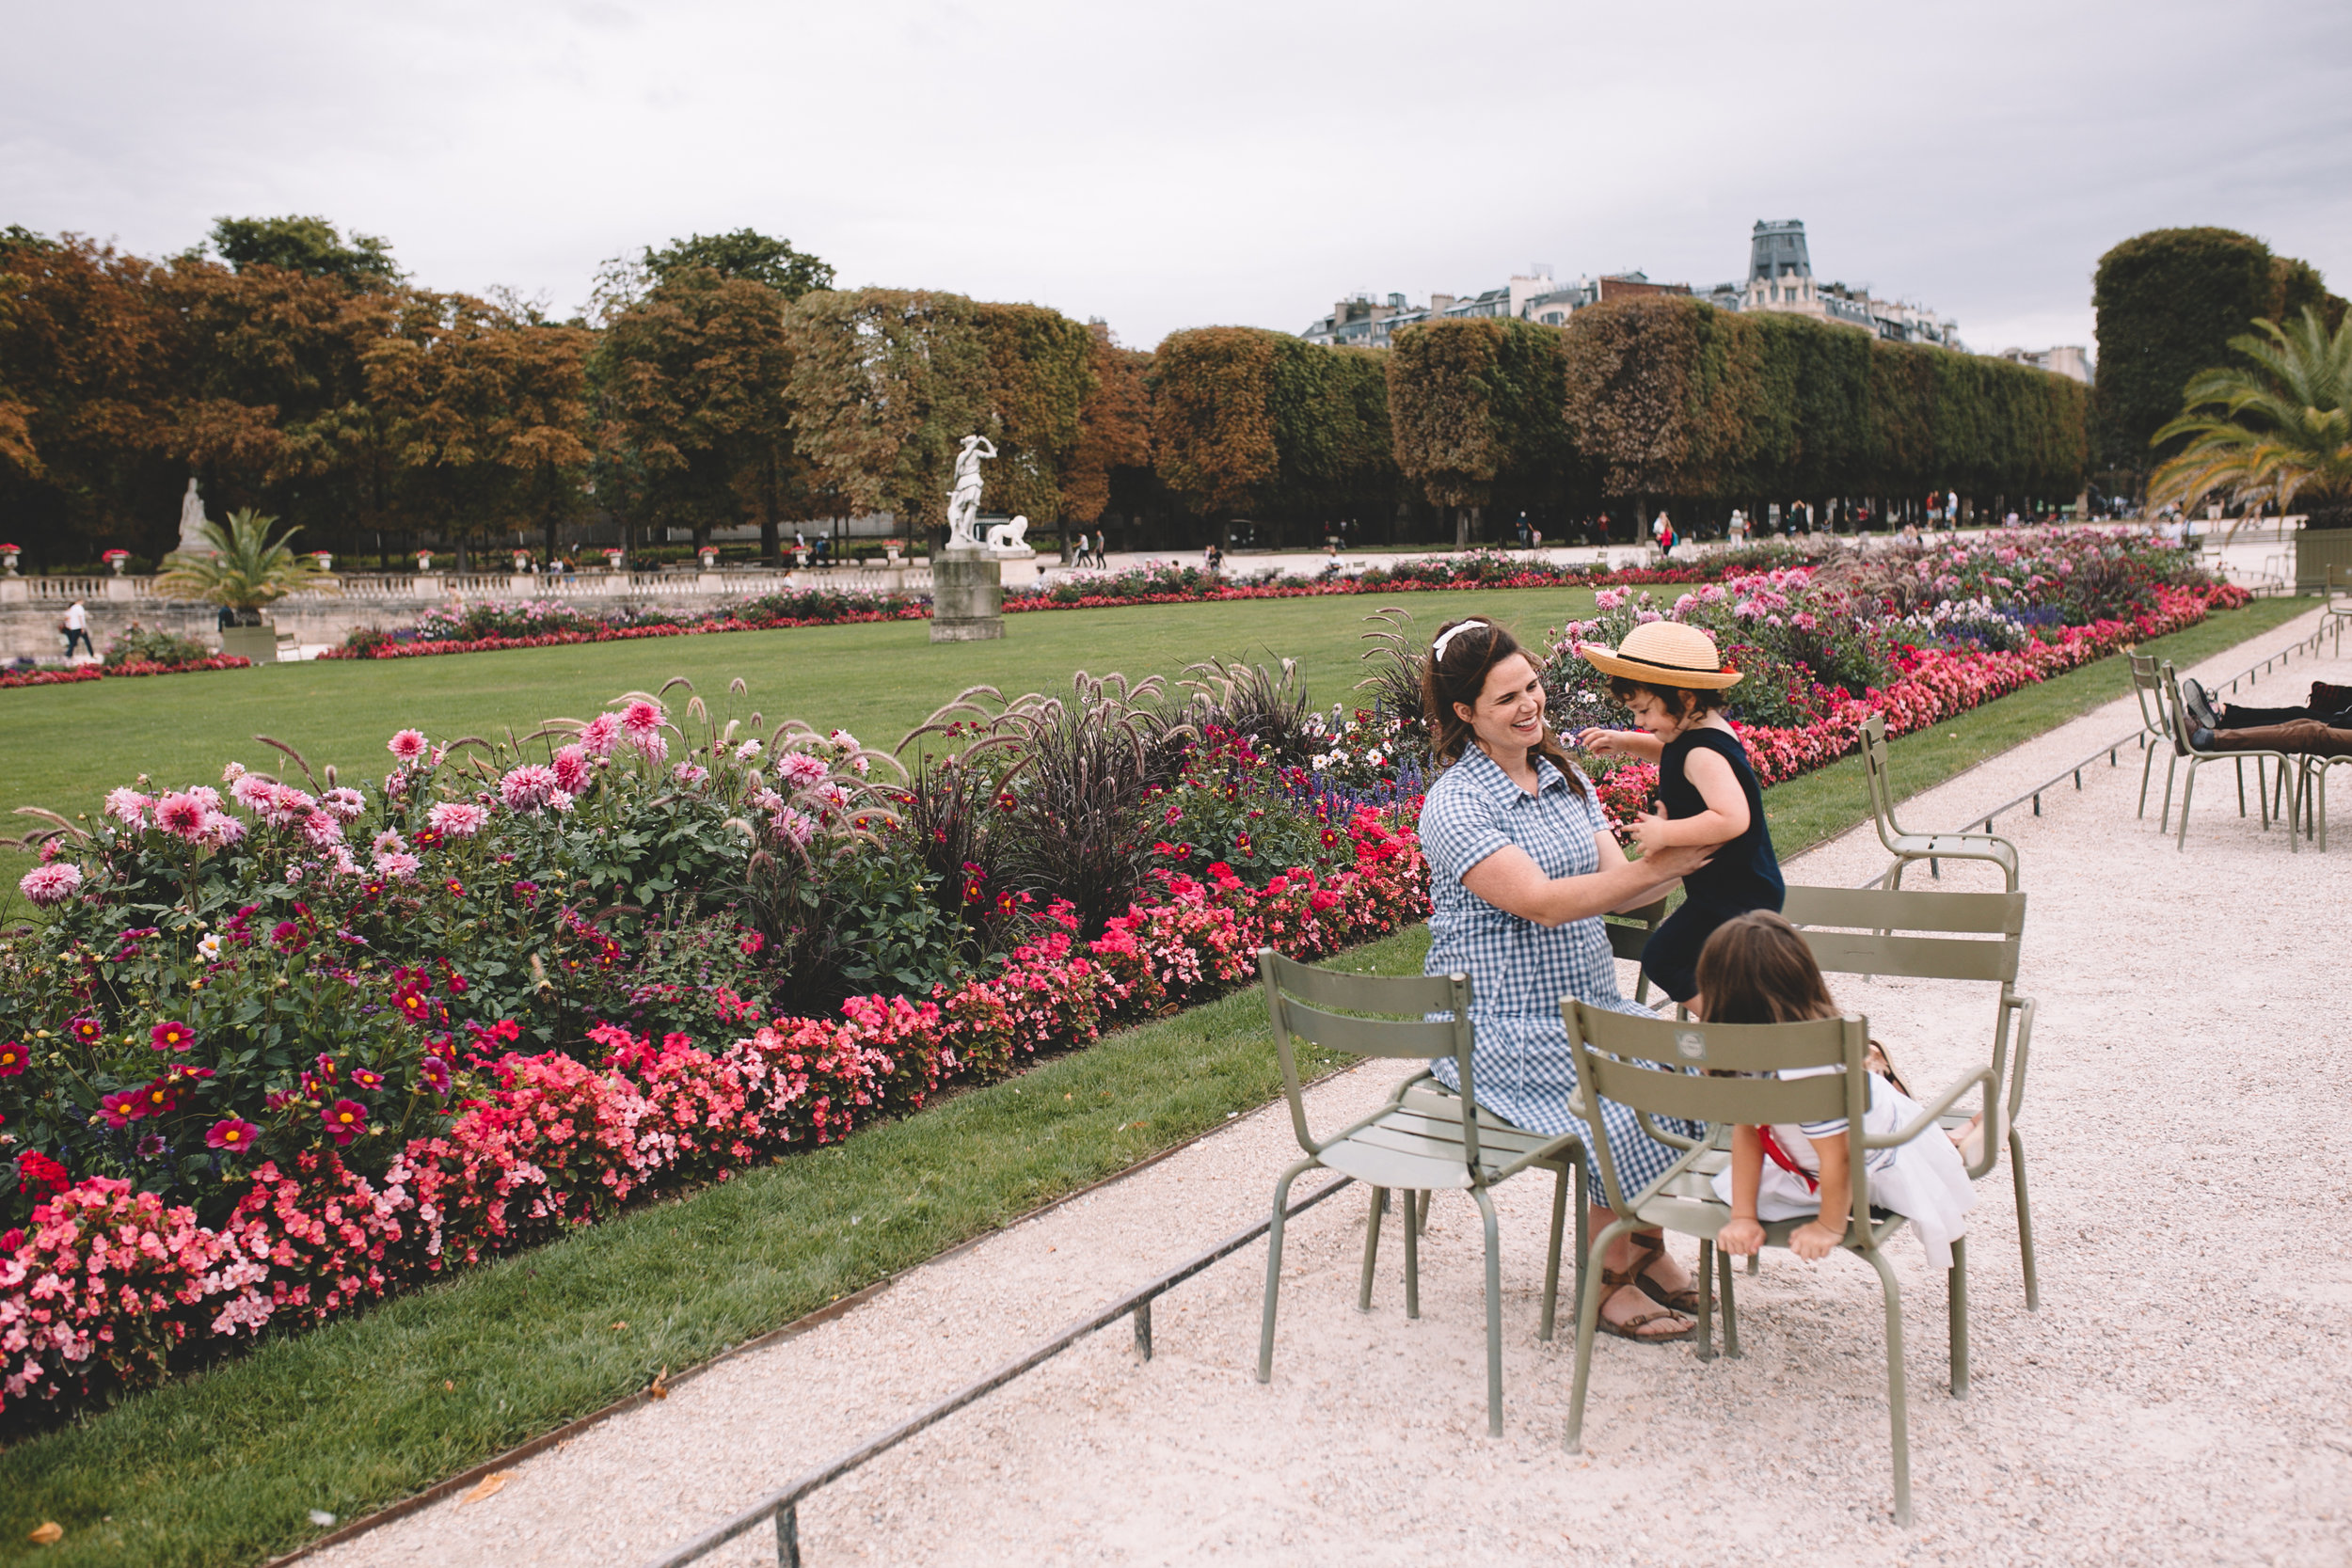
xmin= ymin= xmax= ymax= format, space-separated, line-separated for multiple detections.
xmin=579 ymin=713 xmax=622 ymax=756
xmin=619 ymin=699 xmax=664 ymax=741
xmin=187 ymin=785 xmax=224 ymax=812
xmin=19 ymin=862 xmax=82 ymax=906
xmin=155 ymin=791 xmax=209 ymax=840
xmin=633 ymin=730 xmax=670 ymax=764
xmin=373 ymin=850 xmax=421 ymax=880
xmin=230 ymin=774 xmax=277 ymax=812
xmin=671 ymin=763 xmax=708 ymax=786
xmin=499 ymin=763 xmax=559 ymax=812
xmin=771 ymin=807 xmax=818 ymax=847
xmin=388 ymin=729 xmax=429 ymax=762
xmin=301 ymin=810 xmax=344 ymax=848
xmin=776 ymin=752 xmax=828 ymax=790
xmin=321 ymin=787 xmax=367 ymax=821
xmin=551 ymin=744 xmax=592 ymax=794
xmin=427 ymin=800 xmax=488 ymax=838
xmin=371 ymin=829 xmax=407 ymax=856
xmin=104 ymin=787 xmax=151 ymax=829
xmin=205 ymin=1118 xmax=262 ymax=1152
xmin=201 ymin=811 xmax=246 ymax=847
xmin=322 ymin=1098 xmax=366 ymax=1147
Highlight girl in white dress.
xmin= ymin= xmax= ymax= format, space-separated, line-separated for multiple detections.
xmin=1699 ymin=912 xmax=1977 ymax=1268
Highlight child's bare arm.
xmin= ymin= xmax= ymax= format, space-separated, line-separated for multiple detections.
xmin=1791 ymin=1130 xmax=1851 ymax=1260
xmin=1574 ymin=727 xmax=1663 ymax=763
xmin=1717 ymin=1126 xmax=1766 ymax=1256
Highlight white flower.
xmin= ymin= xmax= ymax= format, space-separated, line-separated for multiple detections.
xmin=197 ymin=932 xmax=223 ymax=961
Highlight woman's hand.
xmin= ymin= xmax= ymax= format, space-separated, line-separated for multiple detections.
xmin=1628 ymin=839 xmax=1711 ymax=880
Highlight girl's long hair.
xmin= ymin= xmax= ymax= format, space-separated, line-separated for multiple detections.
xmin=1420 ymin=617 xmax=1586 ymax=796
xmin=1695 ymin=911 xmax=1839 ymax=1023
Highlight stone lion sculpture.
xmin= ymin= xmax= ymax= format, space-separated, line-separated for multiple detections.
xmin=984 ymin=515 xmax=1030 ymax=552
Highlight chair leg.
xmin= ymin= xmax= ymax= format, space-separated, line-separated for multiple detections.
xmin=1472 ymin=1185 xmax=1502 ymax=1437
xmin=2177 ymin=759 xmax=2198 ymax=850
xmin=1402 ymin=1187 xmax=1421 ymax=1321
xmin=1860 ymin=1246 xmax=1915 ymax=1528
xmin=2159 ymin=751 xmax=2179 ymax=831
xmin=1694 ymin=1238 xmax=1717 ymax=1363
xmin=1718 ymin=1243 xmax=1740 ymax=1358
xmin=1357 ymin=1186 xmax=1384 ymax=1313
xmin=1948 ymin=1235 xmax=1970 ymax=1398
xmin=2235 ymin=755 xmax=2249 ymax=820
xmin=1258 ymin=1160 xmax=1311 ymax=1383
xmin=2009 ymin=1127 xmax=2038 ymax=1311
xmin=1565 ymin=1218 xmax=1635 ymax=1452
xmin=1746 ymin=1252 xmax=1759 ymax=1275
xmin=1539 ymin=1164 xmax=1568 ymax=1343
xmin=1572 ymin=1152 xmax=1590 ymax=1324
xmin=2137 ymin=738 xmax=2157 ymax=818
xmin=1415 ymin=1190 xmax=1430 ymax=1235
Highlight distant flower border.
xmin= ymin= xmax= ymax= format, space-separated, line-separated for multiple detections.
xmin=0 ymin=656 xmax=251 ymax=690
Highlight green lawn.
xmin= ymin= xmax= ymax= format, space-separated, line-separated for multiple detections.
xmin=0 ymin=586 xmax=1590 ymax=893
xmin=0 ymin=593 xmax=2317 ymax=1567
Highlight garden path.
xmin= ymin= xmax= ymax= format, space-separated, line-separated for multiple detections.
xmin=310 ymin=603 xmax=2351 ymax=1568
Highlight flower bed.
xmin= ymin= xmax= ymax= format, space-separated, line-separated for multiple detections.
xmin=0 ymin=529 xmax=2240 ymax=1430
xmin=0 ymin=656 xmax=251 ymax=689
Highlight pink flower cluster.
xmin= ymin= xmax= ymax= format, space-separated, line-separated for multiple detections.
xmin=0 ymin=810 xmax=1427 ymax=1425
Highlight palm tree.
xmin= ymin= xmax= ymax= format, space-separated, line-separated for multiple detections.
xmin=154 ymin=508 xmax=339 ymax=616
xmin=2148 ymin=307 xmax=2352 ymax=540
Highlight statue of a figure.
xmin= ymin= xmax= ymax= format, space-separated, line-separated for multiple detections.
xmin=945 ymin=435 xmax=996 ymax=548
xmin=175 ymin=478 xmax=215 ymax=555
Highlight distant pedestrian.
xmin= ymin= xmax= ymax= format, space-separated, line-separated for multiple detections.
xmin=61 ymin=599 xmax=93 ymax=659
xmin=1727 ymin=509 xmax=1748 ymax=546
xmin=1652 ymin=511 xmax=1672 ymax=558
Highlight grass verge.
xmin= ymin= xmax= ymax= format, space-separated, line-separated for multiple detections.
xmin=0 ymin=928 xmax=1427 ymax=1568
xmin=0 ymin=597 xmax=2314 ymax=1565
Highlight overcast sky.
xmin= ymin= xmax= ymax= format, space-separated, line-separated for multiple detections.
xmin=6 ymin=0 xmax=2348 ymax=358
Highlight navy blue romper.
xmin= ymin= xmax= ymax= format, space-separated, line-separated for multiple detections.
xmin=1639 ymin=726 xmax=1785 ymax=1004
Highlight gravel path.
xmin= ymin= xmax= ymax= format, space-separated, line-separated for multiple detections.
xmin=313 ymin=607 xmax=2351 ymax=1568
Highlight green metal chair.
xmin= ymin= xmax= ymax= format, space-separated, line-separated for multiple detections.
xmin=2296 ymin=752 xmax=2352 ymax=851
xmin=2160 ymin=662 xmax=2299 ymax=852
xmin=1562 ymin=1001 xmax=1979 ymax=1526
xmin=1601 ymin=895 xmax=1669 ymax=1005
xmin=2325 ymin=563 xmax=2351 ymax=656
xmin=1254 ymin=949 xmax=1585 ymax=1436
xmin=2127 ymin=651 xmax=2178 ymax=820
xmin=1859 ymin=713 xmax=2019 ymax=890
xmin=1782 ymin=884 xmax=2035 ymax=1306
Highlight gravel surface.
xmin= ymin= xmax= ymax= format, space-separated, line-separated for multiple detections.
xmin=313 ymin=606 xmax=2351 ymax=1568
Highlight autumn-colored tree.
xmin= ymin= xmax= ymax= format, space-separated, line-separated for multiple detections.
xmin=971 ymin=301 xmax=1095 ymax=529
xmin=366 ymin=293 xmax=592 ymax=566
xmin=1389 ymin=318 xmax=1568 ymax=544
xmin=0 ymin=230 xmax=187 ymax=566
xmin=1062 ymin=323 xmax=1152 ymax=526
xmin=782 ymin=289 xmax=987 ymax=543
xmin=1147 ymin=327 xmax=1280 ymax=523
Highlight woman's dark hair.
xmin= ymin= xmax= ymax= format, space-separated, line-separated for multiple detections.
xmin=1421 ymin=617 xmax=1585 ymax=795
xmin=1605 ymin=676 xmax=1727 ymax=720
xmin=1695 ymin=911 xmax=1839 ymax=1023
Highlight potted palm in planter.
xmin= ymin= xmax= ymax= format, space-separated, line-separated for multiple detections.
xmin=153 ymin=509 xmax=339 ymax=664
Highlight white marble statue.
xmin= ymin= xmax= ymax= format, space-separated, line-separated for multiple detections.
xmin=984 ymin=515 xmax=1031 ymax=553
xmin=176 ymin=478 xmax=216 ymax=555
xmin=945 ymin=435 xmax=996 ymax=548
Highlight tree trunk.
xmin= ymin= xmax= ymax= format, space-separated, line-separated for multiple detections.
xmin=1453 ymin=506 xmax=1470 ymax=551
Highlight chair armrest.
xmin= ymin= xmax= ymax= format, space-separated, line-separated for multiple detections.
xmin=2002 ymin=993 xmax=2036 ymax=1127
xmin=1861 ymin=1066 xmax=1995 ymax=1150
xmin=1383 ymin=1068 xmax=1436 ymax=1108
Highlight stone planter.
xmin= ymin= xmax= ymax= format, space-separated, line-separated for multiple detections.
xmin=219 ymin=624 xmax=278 ymax=665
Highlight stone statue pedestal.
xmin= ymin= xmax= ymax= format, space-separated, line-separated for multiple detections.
xmin=930 ymin=546 xmax=1003 ymax=642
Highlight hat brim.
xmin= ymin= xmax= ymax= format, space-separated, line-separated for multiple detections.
xmin=1578 ymin=642 xmax=1743 ymax=689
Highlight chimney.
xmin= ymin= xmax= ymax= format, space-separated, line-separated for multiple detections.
xmin=1431 ymin=293 xmax=1455 ymax=314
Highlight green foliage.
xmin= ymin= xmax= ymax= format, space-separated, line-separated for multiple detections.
xmin=2092 ymin=227 xmax=2280 ymax=481
xmin=152 ymin=507 xmax=337 ymax=610
xmin=100 ymin=623 xmax=213 ymax=669
xmin=973 ymin=302 xmax=1097 ymax=526
xmin=1149 ymin=327 xmax=1395 ymax=532
xmin=1388 ymin=318 xmax=1567 ymax=511
xmin=782 ymin=288 xmax=988 ymax=534
xmin=2149 ymin=306 xmax=2352 ymax=531
xmin=643 ymin=230 xmax=834 ymax=298
xmin=207 ymin=215 xmax=401 ymax=287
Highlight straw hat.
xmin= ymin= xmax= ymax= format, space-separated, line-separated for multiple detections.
xmin=1578 ymin=621 xmax=1742 ymax=689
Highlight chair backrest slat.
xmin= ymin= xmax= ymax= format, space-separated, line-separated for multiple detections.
xmin=1272 ymin=996 xmax=1461 ymax=1060
xmin=1802 ymin=930 xmax=2019 ymax=983
xmin=1261 ymin=951 xmax=1462 ymax=1013
xmin=1782 ymin=885 xmax=2024 ymax=935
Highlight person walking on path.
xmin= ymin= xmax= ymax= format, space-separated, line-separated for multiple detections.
xmin=1575 ymin=622 xmax=1786 ymax=1012
xmin=61 ymin=599 xmax=94 ymax=659
xmin=1416 ymin=616 xmax=1718 ymax=1341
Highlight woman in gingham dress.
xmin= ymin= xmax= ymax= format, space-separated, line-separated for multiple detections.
xmin=1419 ymin=617 xmax=1715 ymax=1343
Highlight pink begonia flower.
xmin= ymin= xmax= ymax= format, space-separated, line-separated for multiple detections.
xmin=771 ymin=807 xmax=817 ymax=847
xmin=373 ymin=850 xmax=421 ymax=880
xmin=388 ymin=729 xmax=429 ymax=762
xmin=499 ymin=763 xmax=559 ymax=812
xmin=322 ymin=787 xmax=367 ymax=821
xmin=19 ymin=862 xmax=82 ymax=906
xmin=578 ymin=713 xmax=621 ymax=756
xmin=776 ymin=752 xmax=828 ymax=790
xmin=155 ymin=791 xmax=209 ymax=840
xmin=428 ymin=800 xmax=488 ymax=837
xmin=550 ymin=744 xmax=591 ymax=795
xmin=619 ymin=699 xmax=664 ymax=741
xmin=202 ymin=812 xmax=246 ymax=847
xmin=104 ymin=787 xmax=151 ymax=829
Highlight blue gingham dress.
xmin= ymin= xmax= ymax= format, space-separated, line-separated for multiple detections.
xmin=1422 ymin=748 xmax=1692 ymax=1196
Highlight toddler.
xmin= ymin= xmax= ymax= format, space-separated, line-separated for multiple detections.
xmin=1696 ymin=911 xmax=1977 ymax=1266
xmin=1575 ymin=621 xmax=1783 ymax=1011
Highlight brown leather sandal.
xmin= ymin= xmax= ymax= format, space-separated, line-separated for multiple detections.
xmin=1626 ymin=1231 xmax=1703 ymax=1315
xmin=1594 ymin=1264 xmax=1694 ymax=1343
